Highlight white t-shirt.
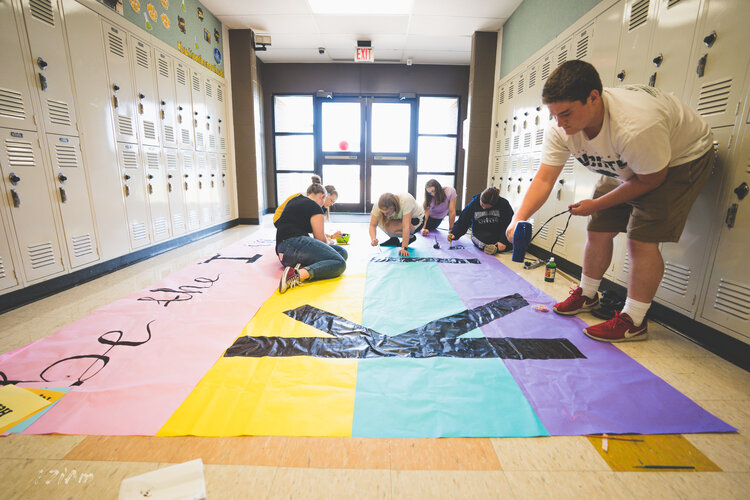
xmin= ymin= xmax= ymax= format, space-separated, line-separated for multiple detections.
xmin=372 ymin=192 xmax=425 ymax=223
xmin=542 ymin=86 xmax=712 ymax=181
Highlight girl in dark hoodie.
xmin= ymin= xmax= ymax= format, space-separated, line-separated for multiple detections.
xmin=448 ymin=186 xmax=514 ymax=255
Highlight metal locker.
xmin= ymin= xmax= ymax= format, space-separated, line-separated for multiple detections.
xmin=116 ymin=142 xmax=150 ymax=248
xmin=506 ymin=155 xmax=521 ymax=211
xmin=614 ymin=0 xmax=657 ymax=87
xmin=191 ymin=72 xmax=206 ymax=152
xmin=0 ymin=128 xmax=64 ymax=281
xmin=0 ymin=211 xmax=20 ymax=291
xmin=164 ymin=147 xmax=186 ymax=236
xmin=204 ymin=78 xmax=217 ymax=153
xmin=219 ymin=153 xmax=231 ymax=220
xmin=179 ymin=149 xmax=199 ymax=231
xmin=195 ymin=151 xmax=211 ymax=226
xmin=554 ymin=37 xmax=572 ymax=70
xmin=129 ymin=36 xmax=160 ymax=147
xmin=489 ymin=155 xmax=503 ymax=188
xmin=216 ymin=82 xmax=227 ymax=153
xmin=208 ymin=152 xmax=220 ymax=220
xmin=19 ymin=0 xmax=79 ymax=136
xmin=548 ymin=156 xmax=577 ymax=259
xmin=588 ymin=0 xmax=625 ymax=87
xmin=154 ymin=51 xmax=178 ymax=149
xmin=142 ymin=145 xmax=170 ymax=242
xmin=700 ymin=124 xmax=750 ymax=342
xmin=46 ymin=134 xmax=98 ymax=268
xmin=687 ymin=0 xmax=750 ymax=129
xmin=572 ymin=23 xmax=594 ymax=63
xmin=0 ymin=0 xmax=37 ymax=132
xmin=103 ymin=22 xmax=137 ymax=144
xmin=174 ymin=62 xmax=194 ymax=150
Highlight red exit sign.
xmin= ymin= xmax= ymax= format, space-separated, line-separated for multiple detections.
xmin=355 ymin=47 xmax=374 ymax=62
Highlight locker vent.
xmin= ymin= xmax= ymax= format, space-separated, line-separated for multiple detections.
xmin=508 ymin=82 xmax=514 ymax=100
xmin=118 ymin=115 xmax=134 ymax=137
xmin=517 ymin=76 xmax=524 ymax=95
xmin=192 ymin=75 xmax=200 ymax=93
xmin=220 ymin=137 xmax=226 ymax=151
xmin=0 ymin=256 xmax=5 ymax=278
xmin=535 ymin=129 xmax=544 ymax=146
xmin=532 ymin=157 xmax=540 ymax=172
xmin=554 ymin=228 xmax=566 ymax=247
xmin=122 ymin=149 xmax=138 ymax=168
xmin=494 ymin=140 xmax=501 ymax=155
xmin=153 ymin=217 xmax=169 ymax=237
xmin=696 ymin=78 xmax=731 ymax=117
xmin=29 ymin=0 xmax=55 ymax=26
xmin=529 ymin=69 xmax=536 ymax=89
xmin=158 ymin=58 xmax=170 ymax=78
xmin=28 ymin=242 xmax=55 ymax=269
xmin=166 ymin=151 xmax=177 ymax=170
xmin=176 ymin=67 xmax=187 ymax=86
xmin=206 ymin=81 xmax=213 ymax=98
xmin=576 ymin=35 xmax=589 ymax=60
xmin=541 ymin=60 xmax=551 ymax=81
xmin=164 ymin=125 xmax=175 ymax=143
xmin=557 ymin=47 xmax=567 ymax=66
xmin=71 ymin=234 xmax=93 ymax=258
xmin=523 ymin=132 xmax=531 ymax=149
xmin=622 ymin=253 xmax=630 ymax=276
xmin=539 ymin=225 xmax=549 ymax=241
xmin=189 ymin=210 xmax=199 ymax=228
xmin=209 ymin=135 xmax=216 ymax=150
xmin=198 ymin=155 xmax=207 ymax=169
xmin=660 ymin=261 xmax=690 ymax=296
xmin=146 ymin=151 xmax=159 ymax=168
xmin=503 ymin=137 xmax=510 ymax=152
xmin=196 ymin=131 xmax=204 ymax=148
xmin=713 ymin=278 xmax=750 ymax=320
xmin=217 ymin=86 xmax=223 ymax=102
xmin=512 ymin=135 xmax=519 ymax=150
xmin=143 ymin=121 xmax=157 ymax=140
xmin=498 ymin=87 xmax=505 ymax=105
xmin=181 ymin=128 xmax=191 ymax=144
xmin=667 ymin=0 xmax=682 ymax=7
xmin=108 ymin=32 xmax=125 ymax=58
xmin=629 ymin=0 xmax=649 ymax=31
xmin=183 ymin=154 xmax=193 ymax=169
xmin=131 ymin=221 xmax=148 ymax=241
xmin=221 ymin=156 xmax=227 ymax=170
xmin=172 ymin=213 xmax=185 ymax=233
xmin=563 ymin=158 xmax=575 ymax=174
xmin=224 ymin=205 xmax=230 ymax=217
xmin=135 ymin=46 xmax=150 ymax=69
xmin=520 ymin=158 xmax=529 ymax=174
xmin=55 ymin=144 xmax=78 ymax=167
xmin=0 ymin=89 xmax=27 ymax=119
xmin=6 ymin=140 xmax=35 ymax=168
xmin=47 ymin=99 xmax=71 ymax=126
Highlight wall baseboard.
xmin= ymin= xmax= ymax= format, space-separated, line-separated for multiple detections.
xmin=528 ymin=244 xmax=750 ymax=373
xmin=0 ymin=220 xmax=241 ymax=314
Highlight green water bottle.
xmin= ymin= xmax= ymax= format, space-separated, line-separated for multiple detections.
xmin=545 ymin=258 xmax=556 ymax=282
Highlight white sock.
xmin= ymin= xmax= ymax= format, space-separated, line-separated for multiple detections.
xmin=579 ymin=275 xmax=601 ymax=299
xmin=621 ymin=297 xmax=650 ymax=326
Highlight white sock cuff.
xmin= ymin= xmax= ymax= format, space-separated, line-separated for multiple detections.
xmin=622 ymin=297 xmax=651 ymax=326
xmin=579 ymin=275 xmax=601 ymax=299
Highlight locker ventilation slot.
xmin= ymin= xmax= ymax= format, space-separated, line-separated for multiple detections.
xmin=494 ymin=141 xmax=501 ymax=155
xmin=176 ymin=67 xmax=187 ymax=86
xmin=47 ymin=100 xmax=71 ymax=126
xmin=504 ymin=137 xmax=510 ymax=152
xmin=532 ymin=158 xmax=541 ymax=172
xmin=554 ymin=229 xmax=566 ymax=247
xmin=508 ymin=83 xmax=514 ymax=100
xmin=146 ymin=152 xmax=159 ymax=168
xmin=206 ymin=82 xmax=213 ymax=98
xmin=209 ymin=135 xmax=216 ymax=149
xmin=192 ymin=76 xmax=200 ymax=93
xmin=118 ymin=115 xmax=134 ymax=137
xmin=198 ymin=156 xmax=207 ymax=169
xmin=523 ymin=133 xmax=531 ymax=149
xmin=28 ymin=242 xmax=55 ymax=269
xmin=746 ymin=157 xmax=750 ymax=175
xmin=201 ymin=207 xmax=210 ymax=222
xmin=535 ymin=129 xmax=544 ymax=146
xmin=172 ymin=213 xmax=185 ymax=233
xmin=71 ymin=234 xmax=93 ymax=258
xmin=166 ymin=152 xmax=177 ymax=170
xmin=55 ymin=144 xmax=78 ymax=167
xmin=196 ymin=132 xmax=204 ymax=148
xmin=135 ymin=47 xmax=150 ymax=69
xmin=622 ymin=254 xmax=630 ymax=275
xmin=696 ymin=79 xmax=731 ymax=117
xmin=629 ymin=0 xmax=649 ymax=31
xmin=563 ymin=158 xmax=575 ymax=174
xmin=539 ymin=225 xmax=549 ymax=240
xmin=189 ymin=211 xmax=199 ymax=228
xmin=164 ymin=125 xmax=175 ymax=143
xmin=108 ymin=32 xmax=125 ymax=58
xmin=576 ymin=35 xmax=589 ymax=60
xmin=217 ymin=86 xmax=223 ymax=102
xmin=131 ymin=221 xmax=147 ymax=241
xmin=0 ymin=89 xmax=26 ymax=119
xmin=518 ymin=76 xmax=524 ymax=95
xmin=143 ymin=121 xmax=157 ymax=140
xmin=713 ymin=279 xmax=750 ymax=321
xmin=557 ymin=48 xmax=567 ymax=66
xmin=0 ymin=257 xmax=5 ymax=279
xmin=158 ymin=58 xmax=170 ymax=78
xmin=183 ymin=155 xmax=193 ymax=169
xmin=660 ymin=261 xmax=690 ymax=296
xmin=181 ymin=129 xmax=191 ymax=144
xmin=498 ymin=87 xmax=505 ymax=105
xmin=224 ymin=205 xmax=230 ymax=217
xmin=6 ymin=140 xmax=35 ymax=167
xmin=221 ymin=156 xmax=227 ymax=170
xmin=667 ymin=0 xmax=682 ymax=7
xmin=512 ymin=136 xmax=519 ymax=150
xmin=220 ymin=137 xmax=226 ymax=151
xmin=153 ymin=217 xmax=169 ymax=237
xmin=122 ymin=150 xmax=138 ymax=168
xmin=541 ymin=61 xmax=551 ymax=81
xmin=529 ymin=69 xmax=536 ymax=89
xmin=29 ymin=0 xmax=55 ymax=26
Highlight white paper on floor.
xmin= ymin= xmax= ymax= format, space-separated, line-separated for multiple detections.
xmin=118 ymin=458 xmax=206 ymax=500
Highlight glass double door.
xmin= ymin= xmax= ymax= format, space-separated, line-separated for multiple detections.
xmin=316 ymin=96 xmax=416 ymax=213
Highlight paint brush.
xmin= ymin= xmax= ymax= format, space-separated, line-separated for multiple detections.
xmin=633 ymin=465 xmax=695 ymax=470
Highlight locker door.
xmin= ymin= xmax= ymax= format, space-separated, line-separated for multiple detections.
xmin=195 ymin=151 xmax=211 ymax=225
xmin=164 ymin=147 xmax=186 ymax=236
xmin=130 ymin=36 xmax=159 ymax=147
xmin=687 ymin=0 xmax=750 ymax=129
xmin=0 ymin=212 xmax=20 ymax=291
xmin=103 ymin=22 xmax=137 ymax=144
xmin=208 ymin=152 xmax=220 ymax=220
xmin=155 ymin=51 xmax=178 ymax=148
xmin=588 ymin=0 xmax=626 ymax=87
xmin=180 ymin=150 xmax=199 ymax=230
xmin=572 ymin=23 xmax=593 ymax=63
xmin=20 ymin=0 xmax=78 ymax=136
xmin=143 ymin=145 xmax=170 ymax=241
xmin=489 ymin=155 xmax=502 ymax=188
xmin=219 ymin=153 xmax=231 ymax=220
xmin=191 ymin=72 xmax=206 ymax=152
xmin=204 ymin=77 xmax=217 ymax=153
xmin=0 ymin=128 xmax=64 ymax=281
xmin=117 ymin=142 xmax=150 ymax=248
xmin=699 ymin=126 xmax=750 ymax=342
xmin=174 ymin=62 xmax=194 ymax=150
xmin=614 ymin=0 xmax=657 ymax=87
xmin=554 ymin=37 xmax=572 ymax=70
xmin=648 ymin=0 xmax=701 ymax=100
xmin=548 ymin=156 xmax=576 ymax=259
xmin=216 ymin=82 xmax=227 ymax=153
xmin=505 ymin=155 xmax=520 ymax=210
xmin=47 ymin=134 xmax=98 ymax=268
xmin=0 ymin=0 xmax=36 ymax=132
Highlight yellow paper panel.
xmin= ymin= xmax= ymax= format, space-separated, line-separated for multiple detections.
xmin=587 ymin=434 xmax=721 ymax=471
xmin=0 ymin=385 xmax=52 ymax=433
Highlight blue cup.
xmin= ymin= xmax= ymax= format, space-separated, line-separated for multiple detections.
xmin=511 ymin=221 xmax=532 ymax=262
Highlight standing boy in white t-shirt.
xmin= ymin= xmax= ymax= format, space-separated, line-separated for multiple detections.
xmin=506 ymin=60 xmax=714 ymax=343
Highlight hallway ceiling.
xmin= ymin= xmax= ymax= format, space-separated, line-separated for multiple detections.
xmin=201 ymin=0 xmax=523 ymax=65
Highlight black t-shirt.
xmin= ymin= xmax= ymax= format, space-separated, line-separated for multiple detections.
xmin=275 ymin=195 xmax=325 ymax=246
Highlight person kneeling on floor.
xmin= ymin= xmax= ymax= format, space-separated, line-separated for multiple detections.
xmin=369 ymin=192 xmax=425 ymax=257
xmin=448 ymin=186 xmax=513 ymax=255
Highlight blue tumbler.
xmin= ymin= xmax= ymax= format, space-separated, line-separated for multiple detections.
xmin=511 ymin=221 xmax=532 ymax=262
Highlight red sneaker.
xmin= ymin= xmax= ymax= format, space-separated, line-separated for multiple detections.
xmin=553 ymin=287 xmax=599 ymax=315
xmin=279 ymin=265 xmax=301 ymax=293
xmin=583 ymin=312 xmax=648 ymax=343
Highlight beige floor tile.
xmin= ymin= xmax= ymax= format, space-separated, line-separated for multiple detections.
xmin=267 ymin=467 xmax=391 ymax=500
xmin=388 ymin=438 xmax=502 ymax=471
xmin=0 ymin=435 xmax=85 ymax=460
xmin=693 ymin=399 xmax=750 ymax=435
xmin=504 ymin=471 xmax=632 ymax=500
xmin=280 ymin=436 xmax=391 ymax=469
xmin=619 ymin=471 xmax=750 ymax=499
xmin=491 ymin=436 xmax=610 ymax=472
xmin=390 ymin=470 xmax=512 ymax=500
xmin=204 ymin=464 xmax=276 ymax=498
xmin=684 ymin=433 xmax=750 ymax=472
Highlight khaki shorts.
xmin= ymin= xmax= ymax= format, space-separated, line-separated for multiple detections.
xmin=588 ymin=147 xmax=714 ymax=242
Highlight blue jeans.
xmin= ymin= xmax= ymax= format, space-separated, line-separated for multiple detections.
xmin=276 ymin=236 xmax=348 ymax=281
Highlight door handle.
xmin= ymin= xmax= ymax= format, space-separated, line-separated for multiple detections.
xmin=10 ymin=189 xmax=20 ymax=207
xmin=696 ymin=54 xmax=707 ymax=77
xmin=38 ymin=73 xmax=47 ymax=91
xmin=9 ymin=172 xmax=20 ymax=185
xmin=59 ymin=187 xmax=67 ymax=203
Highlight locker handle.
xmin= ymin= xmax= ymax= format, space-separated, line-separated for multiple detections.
xmin=59 ymin=187 xmax=67 ymax=203
xmin=167 ymin=182 xmax=172 ymax=192
xmin=652 ymin=54 xmax=662 ymax=67
xmin=58 ymin=173 xmax=67 ymax=183
xmin=177 ymin=114 xmax=182 ymax=124
xmin=557 ymin=189 xmax=562 ymax=201
xmin=124 ymin=185 xmax=130 ymax=197
xmin=138 ymin=103 xmax=144 ymax=114
xmin=725 ymin=203 xmax=737 ymax=228
xmin=148 ymin=184 xmax=153 ymax=194
xmin=616 ymin=70 xmax=625 ymax=82
xmin=8 ymin=172 xmax=20 ymax=185
xmin=37 ymin=57 xmax=48 ymax=70
xmin=113 ymin=84 xmax=120 ymax=92
xmin=123 ymin=174 xmax=131 ymax=180
xmin=160 ymin=110 xmax=165 ymax=120
xmin=138 ymin=93 xmax=145 ymax=100
xmin=648 ymin=72 xmax=656 ymax=87
xmin=184 ymin=182 xmax=188 ymax=191
xmin=113 ymin=95 xmax=119 ymax=108
xmin=735 ymin=182 xmax=749 ymax=200
xmin=10 ymin=189 xmax=20 ymax=207
xmin=703 ymin=31 xmax=717 ymax=48
xmin=147 ymin=174 xmax=154 ymax=179
xmin=38 ymin=73 xmax=48 ymax=91
xmin=696 ymin=54 xmax=707 ymax=77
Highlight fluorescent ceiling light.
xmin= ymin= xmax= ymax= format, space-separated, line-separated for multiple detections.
xmin=308 ymin=0 xmax=413 ymax=15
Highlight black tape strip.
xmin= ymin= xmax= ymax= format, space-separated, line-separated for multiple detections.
xmin=370 ymin=257 xmax=481 ymax=264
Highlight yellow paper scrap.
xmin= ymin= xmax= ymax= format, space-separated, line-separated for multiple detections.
xmin=0 ymin=385 xmax=53 ymax=433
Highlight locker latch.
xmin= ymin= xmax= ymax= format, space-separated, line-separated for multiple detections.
xmin=38 ymin=73 xmax=48 ymax=91
xmin=616 ymin=70 xmax=625 ymax=82
xmin=734 ymin=182 xmax=749 ymax=200
xmin=58 ymin=173 xmax=67 ymax=183
xmin=648 ymin=72 xmax=656 ymax=87
xmin=37 ymin=57 xmax=48 ymax=70
xmin=59 ymin=187 xmax=67 ymax=203
xmin=8 ymin=172 xmax=20 ymax=185
xmin=652 ymin=54 xmax=663 ymax=67
xmin=703 ymin=31 xmax=717 ymax=48
xmin=696 ymin=54 xmax=707 ymax=77
xmin=725 ymin=204 xmax=737 ymax=228
xmin=10 ymin=189 xmax=20 ymax=207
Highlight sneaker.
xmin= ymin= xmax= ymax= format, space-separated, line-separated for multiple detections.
xmin=279 ymin=266 xmax=301 ymax=293
xmin=553 ymin=287 xmax=599 ymax=315
xmin=381 ymin=236 xmax=401 ymax=247
xmin=583 ymin=311 xmax=648 ymax=342
xmin=483 ymin=243 xmax=498 ymax=255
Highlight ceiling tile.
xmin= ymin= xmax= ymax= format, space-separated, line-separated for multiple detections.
xmin=224 ymin=14 xmax=319 ymax=34
xmin=408 ymin=15 xmax=505 ymax=37
xmin=314 ymin=15 xmax=410 ymax=35
xmin=201 ymin=0 xmax=312 ymax=16
xmin=405 ymin=35 xmax=472 ymax=52
xmin=412 ymin=0 xmax=522 ymax=19
xmin=405 ymin=50 xmax=471 ymax=65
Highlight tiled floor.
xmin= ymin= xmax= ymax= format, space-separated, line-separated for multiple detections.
xmin=1 ymin=219 xmax=749 ymax=499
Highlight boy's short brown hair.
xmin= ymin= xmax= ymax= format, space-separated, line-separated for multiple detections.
xmin=542 ymin=60 xmax=603 ymax=105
